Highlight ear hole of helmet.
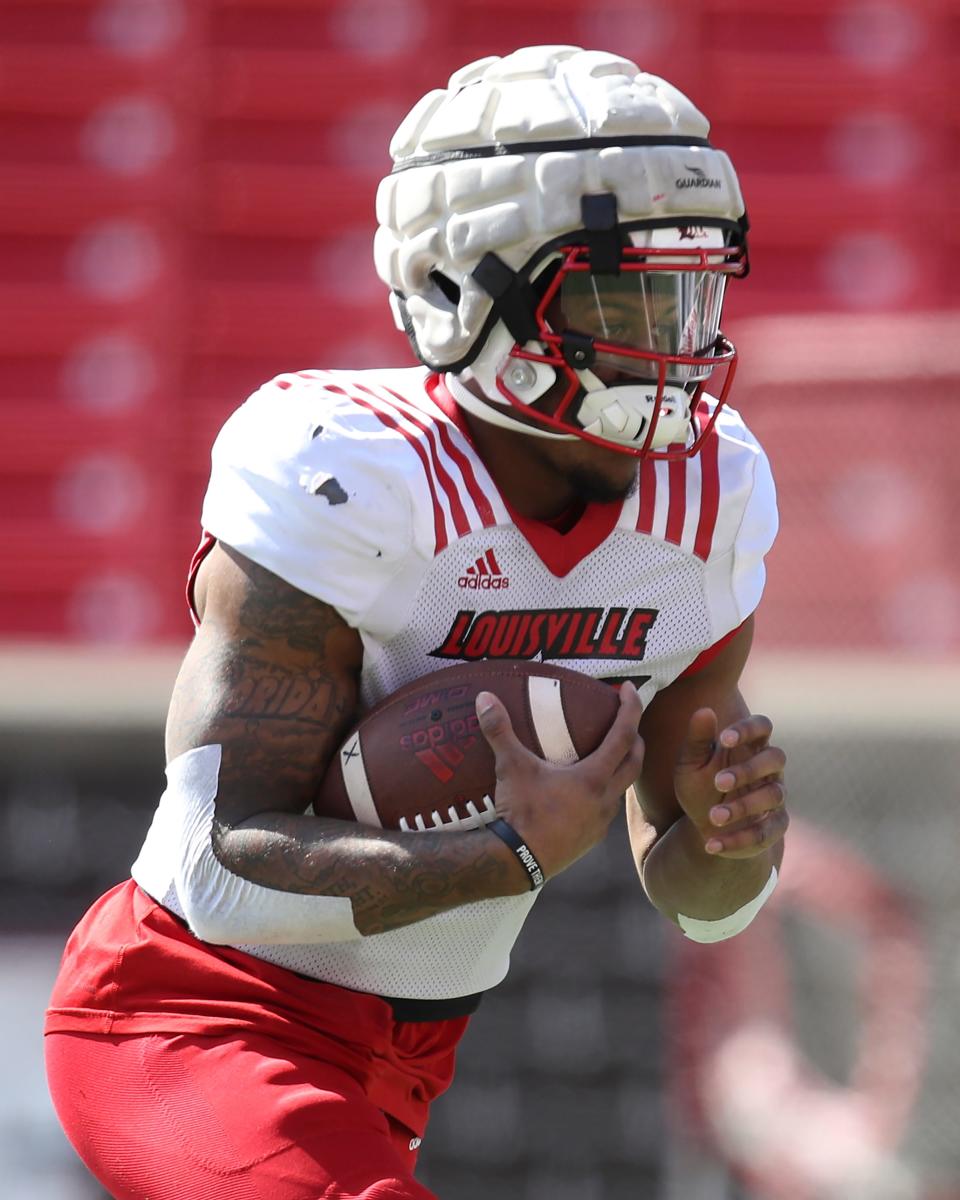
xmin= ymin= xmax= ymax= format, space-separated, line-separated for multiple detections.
xmin=429 ymin=270 xmax=461 ymax=306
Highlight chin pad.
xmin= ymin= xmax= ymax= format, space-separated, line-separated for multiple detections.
xmin=577 ymin=382 xmax=692 ymax=448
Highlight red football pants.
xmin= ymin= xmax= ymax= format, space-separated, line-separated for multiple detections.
xmin=45 ymin=1030 xmax=438 ymax=1200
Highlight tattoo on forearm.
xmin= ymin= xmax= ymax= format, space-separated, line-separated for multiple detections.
xmin=176 ymin=546 xmax=510 ymax=930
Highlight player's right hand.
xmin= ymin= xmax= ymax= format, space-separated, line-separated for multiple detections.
xmin=476 ymin=681 xmax=645 ymax=883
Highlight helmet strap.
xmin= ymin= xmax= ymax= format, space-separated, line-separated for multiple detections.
xmin=580 ymin=193 xmax=623 ymax=275
xmin=471 ymin=253 xmax=540 ymax=345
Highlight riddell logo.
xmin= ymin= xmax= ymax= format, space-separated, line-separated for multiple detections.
xmin=458 ymin=548 xmax=509 ymax=590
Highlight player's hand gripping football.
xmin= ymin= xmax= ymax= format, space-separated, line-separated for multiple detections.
xmin=476 ymin=681 xmax=645 ymax=882
xmin=674 ymin=708 xmax=788 ymax=858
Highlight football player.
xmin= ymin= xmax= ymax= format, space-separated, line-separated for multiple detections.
xmin=46 ymin=46 xmax=787 ymax=1200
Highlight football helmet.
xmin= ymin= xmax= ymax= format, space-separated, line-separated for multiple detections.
xmin=374 ymin=46 xmax=749 ymax=458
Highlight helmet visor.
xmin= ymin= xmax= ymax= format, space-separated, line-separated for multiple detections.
xmin=556 ymin=267 xmax=728 ymax=384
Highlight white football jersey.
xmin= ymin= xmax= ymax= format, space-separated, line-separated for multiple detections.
xmin=133 ymin=366 xmax=778 ymax=1000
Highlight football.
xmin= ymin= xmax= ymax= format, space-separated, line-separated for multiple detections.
xmin=314 ymin=661 xmax=622 ymax=832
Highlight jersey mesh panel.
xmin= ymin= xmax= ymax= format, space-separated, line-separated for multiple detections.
xmin=360 ymin=528 xmax=714 ymax=709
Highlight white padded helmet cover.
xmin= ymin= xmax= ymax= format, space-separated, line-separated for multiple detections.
xmin=373 ymin=45 xmax=746 ymax=369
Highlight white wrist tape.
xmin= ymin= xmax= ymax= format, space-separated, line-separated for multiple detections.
xmin=131 ymin=744 xmax=362 ymax=946
xmin=677 ymin=866 xmax=778 ymax=943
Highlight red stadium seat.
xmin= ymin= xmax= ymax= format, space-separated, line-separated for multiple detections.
xmin=1 ymin=0 xmax=957 ymax=645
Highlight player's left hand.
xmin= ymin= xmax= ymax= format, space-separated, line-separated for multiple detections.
xmin=673 ymin=707 xmax=787 ymax=859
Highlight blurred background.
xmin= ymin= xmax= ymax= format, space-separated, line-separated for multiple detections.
xmin=1 ymin=0 xmax=958 ymax=1197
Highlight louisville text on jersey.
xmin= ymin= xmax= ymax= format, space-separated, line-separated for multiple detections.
xmin=429 ymin=606 xmax=658 ymax=662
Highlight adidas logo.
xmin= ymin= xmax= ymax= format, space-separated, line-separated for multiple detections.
xmin=457 ymin=548 xmax=509 ymax=590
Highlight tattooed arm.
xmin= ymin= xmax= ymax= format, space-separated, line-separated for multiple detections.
xmin=165 ymin=541 xmax=527 ymax=935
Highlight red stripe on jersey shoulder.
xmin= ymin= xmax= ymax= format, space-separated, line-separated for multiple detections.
xmin=692 ymin=411 xmax=721 ymax=561
xmin=435 ymin=421 xmax=498 ymax=529
xmin=636 ymin=457 xmax=657 ymax=534
xmin=426 ymin=374 xmax=501 ymax=529
xmin=664 ymin=457 xmax=687 ymax=546
xmin=679 ymin=619 xmax=747 ymax=677
xmin=639 ymin=413 xmax=721 ymax=561
xmin=325 ymin=384 xmax=450 ymax=555
xmin=367 ymin=384 xmax=472 ymax=539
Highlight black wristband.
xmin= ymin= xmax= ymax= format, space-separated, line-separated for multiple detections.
xmin=487 ymin=818 xmax=545 ymax=890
